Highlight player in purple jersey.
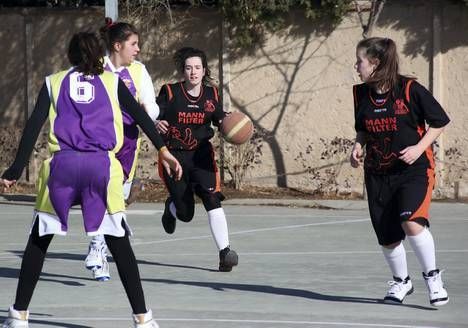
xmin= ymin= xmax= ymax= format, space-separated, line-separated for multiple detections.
xmin=1 ymin=32 xmax=181 ymax=328
xmin=84 ymin=18 xmax=160 ymax=281
xmin=350 ymin=37 xmax=449 ymax=306
xmin=156 ymin=47 xmax=238 ymax=272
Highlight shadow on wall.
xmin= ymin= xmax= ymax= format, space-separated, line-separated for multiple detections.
xmin=0 ymin=8 xmax=103 ymax=176
xmin=377 ymin=0 xmax=468 ymax=60
xmin=1 ymin=2 xmax=467 ymax=192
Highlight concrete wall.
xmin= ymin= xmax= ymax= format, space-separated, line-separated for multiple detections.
xmin=0 ymin=1 xmax=467 ymax=199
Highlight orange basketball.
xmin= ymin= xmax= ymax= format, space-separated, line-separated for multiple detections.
xmin=220 ymin=112 xmax=254 ymax=145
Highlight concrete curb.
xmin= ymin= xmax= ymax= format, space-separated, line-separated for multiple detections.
xmin=0 ymin=193 xmax=368 ymax=211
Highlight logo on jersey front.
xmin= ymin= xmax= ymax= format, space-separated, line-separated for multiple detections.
xmin=400 ymin=211 xmax=413 ymax=217
xmin=178 ymin=111 xmax=205 ymax=124
xmin=394 ymin=99 xmax=409 ymax=115
xmin=365 ymin=117 xmax=397 ymax=132
xmin=122 ymin=78 xmax=133 ymax=90
xmin=374 ymin=108 xmax=387 ymax=113
xmin=204 ymin=99 xmax=216 ymax=112
xmin=168 ymin=126 xmax=198 ymax=149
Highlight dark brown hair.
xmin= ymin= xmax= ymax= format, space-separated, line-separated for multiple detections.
xmin=99 ymin=17 xmax=139 ymax=53
xmin=67 ymin=32 xmax=104 ymax=75
xmin=173 ymin=47 xmax=213 ymax=85
xmin=357 ymin=37 xmax=403 ymax=91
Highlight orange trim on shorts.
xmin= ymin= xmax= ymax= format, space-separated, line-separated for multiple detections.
xmin=209 ymin=144 xmax=221 ymax=192
xmin=166 ymin=84 xmax=173 ymax=101
xmin=417 ymin=125 xmax=435 ymax=170
xmin=409 ymin=168 xmax=435 ymax=221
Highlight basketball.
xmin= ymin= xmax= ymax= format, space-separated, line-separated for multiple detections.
xmin=220 ymin=112 xmax=254 ymax=145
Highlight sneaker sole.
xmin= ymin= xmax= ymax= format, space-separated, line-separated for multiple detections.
xmin=95 ymin=276 xmax=110 ymax=282
xmin=383 ymin=286 xmax=414 ymax=304
xmin=85 ymin=261 xmax=103 ymax=270
xmin=431 ymin=297 xmax=449 ymax=307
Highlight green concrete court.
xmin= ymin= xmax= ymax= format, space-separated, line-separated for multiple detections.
xmin=0 ymin=200 xmax=467 ymax=328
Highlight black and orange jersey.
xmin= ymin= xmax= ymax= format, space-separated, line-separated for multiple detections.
xmin=353 ymin=77 xmax=450 ymax=174
xmin=157 ymin=82 xmax=226 ymax=150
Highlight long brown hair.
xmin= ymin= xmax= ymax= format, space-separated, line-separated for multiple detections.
xmin=357 ymin=37 xmax=406 ymax=92
xmin=67 ymin=32 xmax=104 ymax=75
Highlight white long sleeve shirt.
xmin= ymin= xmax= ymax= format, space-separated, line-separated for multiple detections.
xmin=104 ymin=56 xmax=159 ymax=121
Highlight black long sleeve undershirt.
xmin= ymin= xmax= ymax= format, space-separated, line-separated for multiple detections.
xmin=117 ymin=79 xmax=165 ymax=150
xmin=2 ymin=79 xmax=165 ymax=181
xmin=2 ymin=83 xmax=50 ymax=181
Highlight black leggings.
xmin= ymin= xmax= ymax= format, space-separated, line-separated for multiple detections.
xmin=14 ymin=219 xmax=147 ymax=315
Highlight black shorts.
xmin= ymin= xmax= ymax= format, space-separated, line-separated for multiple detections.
xmin=365 ymin=168 xmax=435 ymax=246
xmin=158 ymin=142 xmax=224 ymax=212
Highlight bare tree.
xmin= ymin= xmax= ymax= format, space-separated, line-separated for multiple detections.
xmin=354 ymin=0 xmax=386 ymax=38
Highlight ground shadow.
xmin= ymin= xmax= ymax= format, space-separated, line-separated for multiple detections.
xmin=9 ymin=250 xmax=216 ymax=273
xmin=0 ymin=266 xmax=91 ymax=286
xmin=0 ymin=194 xmax=36 ymax=202
xmin=145 ymin=278 xmax=437 ymax=311
xmin=137 ymin=258 xmax=218 ymax=273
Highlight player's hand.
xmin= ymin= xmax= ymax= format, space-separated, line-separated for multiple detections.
xmin=399 ymin=145 xmax=423 ymax=165
xmin=0 ymin=178 xmax=17 ymax=189
xmin=159 ymin=149 xmax=183 ymax=181
xmin=156 ymin=120 xmax=169 ymax=134
xmin=350 ymin=143 xmax=364 ymax=168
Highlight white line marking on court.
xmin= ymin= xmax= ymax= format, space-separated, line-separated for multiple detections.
xmin=26 ymin=317 xmax=442 ymax=327
xmin=131 ymin=218 xmax=369 ymax=246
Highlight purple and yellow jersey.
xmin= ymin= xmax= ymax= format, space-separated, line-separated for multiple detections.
xmin=46 ymin=68 xmax=124 ymax=153
xmin=103 ymin=56 xmax=143 ymax=105
xmin=104 ymin=56 xmax=144 ymax=182
xmin=34 ymin=69 xmax=127 ymax=235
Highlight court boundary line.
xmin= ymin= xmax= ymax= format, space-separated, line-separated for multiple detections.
xmin=23 ymin=316 xmax=442 ymax=328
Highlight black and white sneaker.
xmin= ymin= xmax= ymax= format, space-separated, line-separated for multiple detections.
xmin=383 ymin=276 xmax=414 ymax=304
xmin=219 ymin=247 xmax=238 ymax=272
xmin=423 ymin=269 xmax=449 ymax=307
xmin=161 ymin=197 xmax=176 ymax=234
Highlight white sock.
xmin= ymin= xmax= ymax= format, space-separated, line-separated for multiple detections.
xmin=381 ymin=243 xmax=408 ymax=279
xmin=207 ymin=208 xmax=229 ymax=250
xmin=407 ymin=227 xmax=436 ymax=274
xmin=169 ymin=202 xmax=178 ymax=219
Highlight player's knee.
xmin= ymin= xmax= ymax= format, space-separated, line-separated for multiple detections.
xmin=176 ymin=206 xmax=195 ymax=222
xmin=201 ymin=193 xmax=222 ymax=212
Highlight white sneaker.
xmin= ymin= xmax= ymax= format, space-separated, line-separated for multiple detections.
xmin=132 ymin=309 xmax=160 ymax=328
xmin=423 ymin=269 xmax=449 ymax=307
xmin=92 ymin=259 xmax=110 ymax=281
xmin=383 ymin=276 xmax=414 ymax=304
xmin=2 ymin=306 xmax=29 ymax=328
xmin=85 ymin=240 xmax=107 ymax=270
